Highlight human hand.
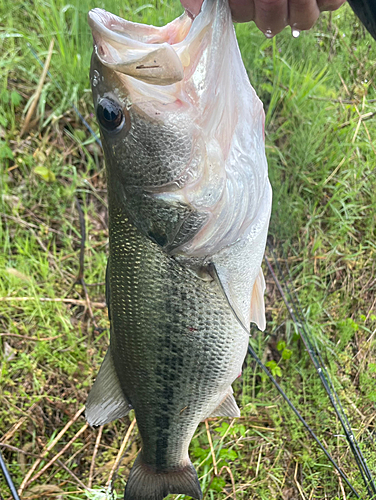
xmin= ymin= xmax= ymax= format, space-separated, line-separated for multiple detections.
xmin=180 ymin=0 xmax=346 ymax=35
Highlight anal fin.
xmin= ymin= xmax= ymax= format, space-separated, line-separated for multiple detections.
xmin=86 ymin=347 xmax=132 ymax=426
xmin=208 ymin=388 xmax=240 ymax=418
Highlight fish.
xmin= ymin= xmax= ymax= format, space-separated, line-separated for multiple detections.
xmin=86 ymin=0 xmax=272 ymax=498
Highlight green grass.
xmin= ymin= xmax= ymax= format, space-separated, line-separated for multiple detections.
xmin=1 ymin=0 xmax=376 ymax=499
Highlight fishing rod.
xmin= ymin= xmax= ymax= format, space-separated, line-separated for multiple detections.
xmin=248 ymin=242 xmax=375 ymax=498
xmin=0 ymin=451 xmax=21 ymax=500
xmin=265 ymin=241 xmax=376 ymax=497
xmin=212 ymin=265 xmax=363 ymax=498
xmin=246 ymin=343 xmax=361 ymax=497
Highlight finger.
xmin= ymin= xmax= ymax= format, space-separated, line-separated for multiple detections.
xmin=180 ymin=0 xmax=203 ymax=18
xmin=229 ymin=0 xmax=255 ymax=23
xmin=317 ymin=0 xmax=346 ymax=12
xmin=288 ymin=0 xmax=320 ymax=31
xmin=253 ymin=0 xmax=288 ymax=35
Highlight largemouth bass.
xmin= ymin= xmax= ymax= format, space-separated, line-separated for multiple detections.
xmin=86 ymin=0 xmax=272 ymax=498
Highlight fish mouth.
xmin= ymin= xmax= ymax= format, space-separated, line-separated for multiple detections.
xmin=88 ymin=0 xmax=217 ymax=86
xmin=88 ymin=8 xmax=193 ymax=85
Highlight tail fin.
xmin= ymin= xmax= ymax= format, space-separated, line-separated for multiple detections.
xmin=124 ymin=454 xmax=202 ymax=500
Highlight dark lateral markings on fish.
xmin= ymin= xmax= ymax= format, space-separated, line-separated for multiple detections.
xmin=86 ymin=0 xmax=272 ymax=499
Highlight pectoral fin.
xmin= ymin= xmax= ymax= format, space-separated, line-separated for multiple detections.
xmin=211 ymin=262 xmax=266 ymax=332
xmin=86 ymin=347 xmax=132 ymax=426
xmin=210 ymin=261 xmax=252 ymax=333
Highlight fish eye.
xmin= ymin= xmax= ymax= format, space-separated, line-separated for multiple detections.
xmin=96 ymin=98 xmax=125 ymax=132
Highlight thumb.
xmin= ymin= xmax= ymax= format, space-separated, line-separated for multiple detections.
xmin=180 ymin=0 xmax=204 ymax=17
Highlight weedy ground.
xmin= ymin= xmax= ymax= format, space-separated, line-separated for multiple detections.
xmin=0 ymin=0 xmax=375 ymax=499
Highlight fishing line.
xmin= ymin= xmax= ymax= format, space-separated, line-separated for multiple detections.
xmin=0 ymin=451 xmax=21 ymax=500
xmin=266 ymin=241 xmax=376 ymax=497
xmin=209 ymin=263 xmax=361 ymax=498
xmin=27 ymin=43 xmax=102 ymax=148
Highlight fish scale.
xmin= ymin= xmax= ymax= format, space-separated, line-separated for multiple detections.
xmin=86 ymin=0 xmax=272 ymax=497
xmin=108 ymin=210 xmax=247 ymax=470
